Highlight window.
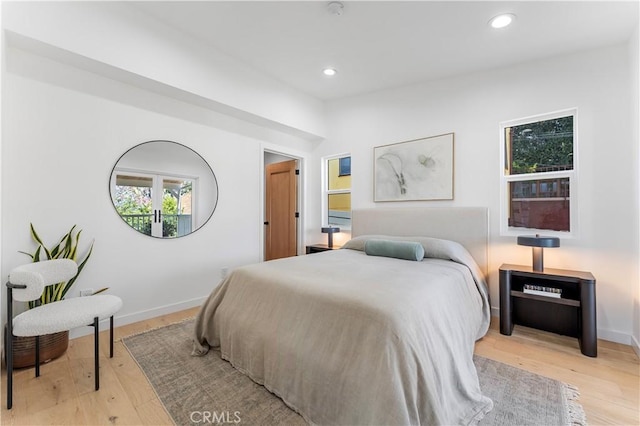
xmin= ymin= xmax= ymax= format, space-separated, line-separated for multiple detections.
xmin=338 ymin=157 xmax=351 ymax=176
xmin=325 ymin=155 xmax=351 ymax=229
xmin=500 ymin=109 xmax=576 ymax=235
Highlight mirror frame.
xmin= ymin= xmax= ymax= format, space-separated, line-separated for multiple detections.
xmin=109 ymin=140 xmax=219 ymax=239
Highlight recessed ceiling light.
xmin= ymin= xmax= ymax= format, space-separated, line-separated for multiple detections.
xmin=489 ymin=13 xmax=516 ymax=29
xmin=323 ymin=68 xmax=337 ymax=76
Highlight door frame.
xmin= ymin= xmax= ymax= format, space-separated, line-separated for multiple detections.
xmin=260 ymin=146 xmax=305 ymax=261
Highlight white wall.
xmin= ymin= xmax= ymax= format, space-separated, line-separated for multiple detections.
xmin=0 ymin=46 xmax=310 ymax=334
xmin=2 ymin=2 xmax=638 ymax=350
xmin=2 ymin=1 xmax=325 ymax=140
xmin=314 ymin=43 xmax=639 ymax=344
xmin=1 ymin=0 xmax=321 ymax=340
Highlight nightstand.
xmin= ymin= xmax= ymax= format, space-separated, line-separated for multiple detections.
xmin=499 ymin=264 xmax=597 ymax=357
xmin=305 ymin=244 xmax=340 ymax=254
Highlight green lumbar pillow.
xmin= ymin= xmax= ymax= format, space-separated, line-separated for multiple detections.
xmin=364 ymin=239 xmax=425 ymax=261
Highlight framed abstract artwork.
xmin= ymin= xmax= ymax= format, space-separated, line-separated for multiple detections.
xmin=374 ymin=133 xmax=454 ymax=202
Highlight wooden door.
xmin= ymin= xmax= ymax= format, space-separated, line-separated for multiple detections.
xmin=265 ymin=159 xmax=298 ymax=260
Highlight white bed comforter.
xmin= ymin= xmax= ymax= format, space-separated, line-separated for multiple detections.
xmin=193 ymin=239 xmax=493 ymax=425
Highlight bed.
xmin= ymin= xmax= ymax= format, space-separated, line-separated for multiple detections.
xmin=193 ymin=207 xmax=493 ymax=425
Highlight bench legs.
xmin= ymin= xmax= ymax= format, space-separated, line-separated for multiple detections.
xmin=94 ymin=316 xmax=100 ymax=391
xmin=6 ymin=315 xmax=116 ymax=409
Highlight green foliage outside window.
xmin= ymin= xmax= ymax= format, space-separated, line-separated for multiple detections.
xmin=508 ymin=116 xmax=573 ymax=175
xmin=113 ymin=186 xmax=152 ymax=216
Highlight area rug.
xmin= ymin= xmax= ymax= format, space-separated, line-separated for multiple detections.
xmin=122 ymin=319 xmax=586 ymax=425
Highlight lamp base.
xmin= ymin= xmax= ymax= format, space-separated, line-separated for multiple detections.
xmin=532 ymin=247 xmax=543 ymax=272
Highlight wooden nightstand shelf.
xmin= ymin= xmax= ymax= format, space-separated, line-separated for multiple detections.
xmin=305 ymin=244 xmax=340 ymax=254
xmin=499 ymin=264 xmax=597 ymax=357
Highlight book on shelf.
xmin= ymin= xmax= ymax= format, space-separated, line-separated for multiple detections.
xmin=523 ymin=284 xmax=562 ymax=298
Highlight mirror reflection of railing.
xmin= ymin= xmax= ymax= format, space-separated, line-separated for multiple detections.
xmin=120 ymin=214 xmax=193 ymax=238
xmin=109 ymin=141 xmax=218 ymax=239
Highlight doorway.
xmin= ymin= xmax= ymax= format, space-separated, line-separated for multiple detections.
xmin=264 ymin=151 xmax=301 ymax=260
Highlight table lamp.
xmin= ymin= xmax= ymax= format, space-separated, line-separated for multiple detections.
xmin=321 ymin=226 xmax=340 ymax=248
xmin=517 ymin=234 xmax=560 ymax=272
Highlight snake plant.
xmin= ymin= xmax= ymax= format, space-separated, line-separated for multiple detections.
xmin=19 ymin=224 xmax=94 ymax=309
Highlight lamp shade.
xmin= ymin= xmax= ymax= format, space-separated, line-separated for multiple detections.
xmin=321 ymin=227 xmax=340 ymax=234
xmin=517 ymin=235 xmax=560 ymax=248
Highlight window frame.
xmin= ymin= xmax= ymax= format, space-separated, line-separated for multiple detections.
xmin=322 ymin=153 xmax=352 ymax=230
xmin=499 ymin=108 xmax=578 ymax=237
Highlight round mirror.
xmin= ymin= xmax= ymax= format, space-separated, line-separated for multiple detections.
xmin=109 ymin=140 xmax=218 ymax=238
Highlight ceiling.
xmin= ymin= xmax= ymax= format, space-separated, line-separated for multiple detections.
xmin=131 ymin=1 xmax=639 ymax=101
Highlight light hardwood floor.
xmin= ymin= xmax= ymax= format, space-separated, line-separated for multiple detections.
xmin=1 ymin=308 xmax=638 ymax=425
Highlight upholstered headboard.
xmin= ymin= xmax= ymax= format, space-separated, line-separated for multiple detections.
xmin=351 ymin=207 xmax=489 ymax=276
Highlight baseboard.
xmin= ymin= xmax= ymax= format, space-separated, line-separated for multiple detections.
xmin=490 ymin=306 xmax=636 ymax=348
xmin=597 ymin=328 xmax=633 ymax=346
xmin=491 ymin=306 xmax=500 ymax=318
xmin=68 ymin=296 xmax=207 ymax=339
xmin=68 ymin=300 xmax=640 ymax=357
